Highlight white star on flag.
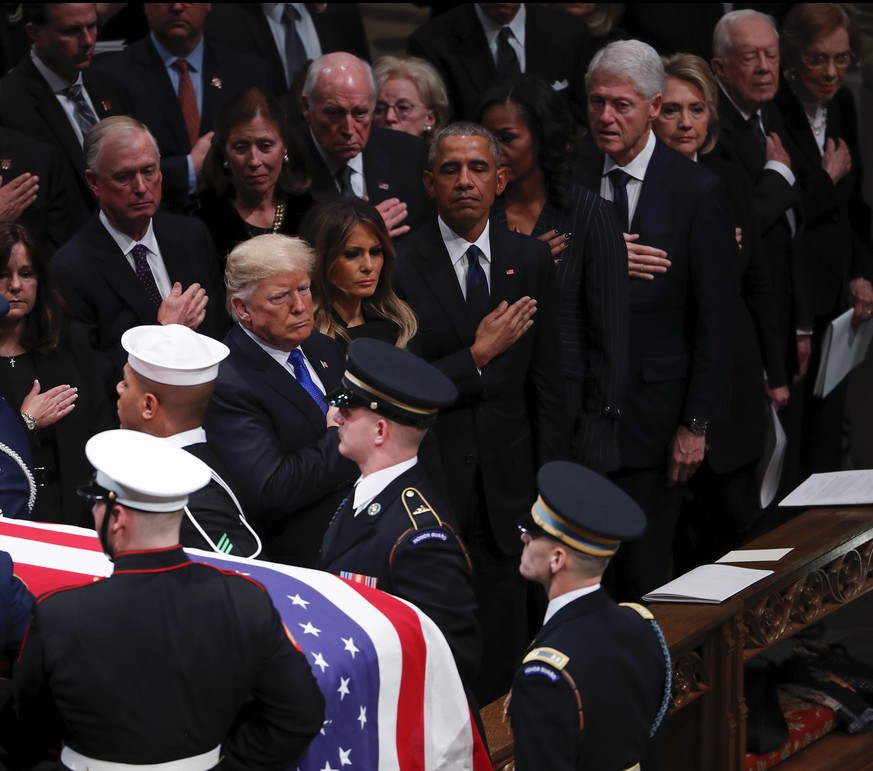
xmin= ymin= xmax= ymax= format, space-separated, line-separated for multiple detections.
xmin=339 ymin=747 xmax=352 ymax=766
xmin=342 ymin=636 xmax=359 ymax=658
xmin=357 ymin=705 xmax=367 ymax=729
xmin=337 ymin=677 xmax=350 ymax=700
xmin=299 ymin=621 xmax=321 ymax=636
xmin=312 ymin=651 xmax=329 ymax=672
xmin=288 ymin=593 xmax=310 ymax=608
xmin=319 ymin=763 xmax=337 ymax=771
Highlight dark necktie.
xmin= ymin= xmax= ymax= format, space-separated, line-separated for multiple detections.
xmin=336 ymin=165 xmax=355 ymax=197
xmin=173 ymin=59 xmax=200 ymax=148
xmin=496 ymin=26 xmax=521 ymax=79
xmin=609 ymin=168 xmax=632 ymax=232
xmin=747 ymin=113 xmax=767 ymax=163
xmin=465 ymin=244 xmax=490 ymax=323
xmin=287 ymin=348 xmax=327 ymax=414
xmin=281 ymin=4 xmax=308 ymax=87
xmin=64 ymin=83 xmax=97 ymax=138
xmin=130 ymin=244 xmax=162 ymax=308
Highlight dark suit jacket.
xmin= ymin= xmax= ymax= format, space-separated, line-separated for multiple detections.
xmin=509 ymin=588 xmax=667 ymax=770
xmin=579 ymin=139 xmax=738 ymax=469
xmin=0 ymin=401 xmax=34 ymax=521
xmin=203 ymin=3 xmax=371 ymax=97
xmin=91 ymin=36 xmax=273 ymax=212
xmin=709 ymin=90 xmax=807 ymax=376
xmin=492 ymin=180 xmax=629 ymax=474
xmin=700 ymin=155 xmax=785 ymax=473
xmin=318 ymin=464 xmax=480 ymax=689
xmin=49 ymin=211 xmax=230 ymax=401
xmin=774 ymin=83 xmax=873 ymax=319
xmin=0 ymin=127 xmax=76 ymax=257
xmin=395 ymin=221 xmax=570 ymax=555
xmin=407 ymin=3 xmax=592 ymax=124
xmin=203 ymin=325 xmax=357 ymax=567
xmin=0 ymin=58 xmax=132 ymax=230
xmin=300 ymin=126 xmax=434 ymax=242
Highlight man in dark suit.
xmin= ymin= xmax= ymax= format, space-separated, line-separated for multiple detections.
xmin=407 ymin=3 xmax=592 ymax=125
xmin=318 ymin=337 xmax=481 ymax=705
xmin=116 ymin=324 xmax=261 ymax=559
xmin=0 ymin=127 xmax=75 ymax=257
xmin=51 ymin=116 xmax=229 ymax=403
xmin=300 ymin=52 xmax=434 ymax=242
xmin=510 ymin=461 xmax=670 ymax=771
xmin=91 ymin=2 xmax=273 ymax=213
xmin=395 ymin=122 xmax=569 ymax=705
xmin=578 ymin=40 xmax=737 ymax=603
xmin=709 ymin=10 xmax=808 ymax=503
xmin=0 ymin=3 xmax=131 ymax=231
xmin=203 ymin=233 xmax=357 ymax=568
xmin=203 ymin=3 xmax=370 ymax=99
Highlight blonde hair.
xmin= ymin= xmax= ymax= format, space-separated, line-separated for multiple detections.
xmin=374 ymin=55 xmax=450 ymax=138
xmin=225 ymin=234 xmax=315 ymax=321
xmin=661 ymin=52 xmax=720 ymax=155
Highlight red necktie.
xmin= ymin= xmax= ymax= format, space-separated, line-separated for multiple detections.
xmin=173 ymin=59 xmax=200 ymax=148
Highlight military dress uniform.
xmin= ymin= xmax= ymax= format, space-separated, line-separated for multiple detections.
xmin=317 ymin=338 xmax=482 ymax=694
xmin=510 ymin=461 xmax=672 ymax=771
xmin=13 ymin=430 xmax=324 ymax=771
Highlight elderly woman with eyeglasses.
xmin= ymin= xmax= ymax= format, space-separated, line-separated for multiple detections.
xmin=372 ymin=55 xmax=449 ymax=144
xmin=774 ymin=3 xmax=873 ymax=479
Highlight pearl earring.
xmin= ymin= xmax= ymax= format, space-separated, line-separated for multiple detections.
xmin=283 ymin=153 xmax=289 ymax=163
xmin=221 ymin=160 xmax=229 ymax=169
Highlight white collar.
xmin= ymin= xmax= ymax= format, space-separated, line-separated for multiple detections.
xmin=474 ymin=3 xmax=527 ymax=48
xmin=163 ymin=428 xmax=207 ymax=449
xmin=352 ymin=457 xmax=418 ymax=514
xmin=99 ymin=211 xmax=160 ymax=257
xmin=603 ymin=129 xmax=657 ymax=181
xmin=543 ymin=583 xmax=601 ymax=625
xmin=438 ymin=217 xmax=492 ymax=268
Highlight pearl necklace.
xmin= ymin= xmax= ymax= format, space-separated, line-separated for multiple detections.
xmin=807 ymin=104 xmax=828 ymax=137
xmin=272 ymin=200 xmax=286 ymax=233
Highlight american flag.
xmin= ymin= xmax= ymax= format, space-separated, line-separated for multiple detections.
xmin=0 ymin=518 xmax=492 ymax=771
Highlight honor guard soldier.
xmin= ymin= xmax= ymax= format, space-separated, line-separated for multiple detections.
xmin=317 ymin=338 xmax=483 ymax=706
xmin=13 ymin=429 xmax=325 ymax=771
xmin=510 ymin=461 xmax=672 ymax=770
xmin=118 ymin=323 xmax=261 ymax=557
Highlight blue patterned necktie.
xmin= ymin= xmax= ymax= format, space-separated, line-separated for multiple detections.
xmin=496 ymin=26 xmax=521 ymax=78
xmin=609 ymin=168 xmax=632 ymax=232
xmin=130 ymin=244 xmax=162 ymax=308
xmin=287 ymin=348 xmax=327 ymax=414
xmin=336 ymin=165 xmax=355 ymax=197
xmin=465 ymin=244 xmax=490 ymax=323
xmin=64 ymin=83 xmax=97 ymax=138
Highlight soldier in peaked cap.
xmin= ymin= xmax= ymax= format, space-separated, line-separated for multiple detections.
xmin=118 ymin=324 xmax=260 ymax=557
xmin=317 ymin=338 xmax=484 ymax=716
xmin=510 ymin=460 xmax=672 ymax=771
xmin=13 ymin=429 xmax=324 ymax=771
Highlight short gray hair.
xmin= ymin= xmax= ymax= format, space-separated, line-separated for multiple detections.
xmin=428 ymin=122 xmax=502 ymax=168
xmin=585 ymin=39 xmax=665 ymax=99
xmin=84 ymin=116 xmax=160 ymax=174
xmin=713 ymin=9 xmax=778 ymax=59
xmin=302 ymin=52 xmax=376 ymax=105
xmin=225 ymin=234 xmax=315 ymax=321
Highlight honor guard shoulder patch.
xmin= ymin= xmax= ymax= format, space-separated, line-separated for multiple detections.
xmin=409 ymin=529 xmax=449 ymax=546
xmin=522 ymin=663 xmax=562 ymax=682
xmin=522 ymin=646 xmax=570 ymax=670
xmin=400 ymin=487 xmax=444 ymax=529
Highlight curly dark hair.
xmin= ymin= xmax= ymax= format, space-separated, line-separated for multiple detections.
xmin=200 ymin=86 xmax=310 ymax=198
xmin=0 ymin=222 xmax=69 ymax=351
xmin=476 ymin=74 xmax=575 ymax=212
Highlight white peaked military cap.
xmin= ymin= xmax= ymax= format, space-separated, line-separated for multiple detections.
xmin=121 ymin=324 xmax=229 ymax=386
xmin=83 ymin=429 xmax=211 ymax=512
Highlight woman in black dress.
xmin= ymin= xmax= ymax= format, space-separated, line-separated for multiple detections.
xmin=0 ymin=223 xmax=111 ymax=526
xmin=196 ymin=86 xmax=314 ymax=263
xmin=299 ymin=197 xmax=418 ymax=351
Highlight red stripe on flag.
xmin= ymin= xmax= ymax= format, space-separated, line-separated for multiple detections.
xmin=14 ymin=563 xmax=102 ymax=598
xmin=345 ymin=579 xmax=427 ymax=770
xmin=0 ymin=519 xmax=102 ymax=552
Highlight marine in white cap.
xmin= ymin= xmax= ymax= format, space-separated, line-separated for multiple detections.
xmin=117 ymin=324 xmax=260 ymax=557
xmin=13 ymin=428 xmax=325 ymax=770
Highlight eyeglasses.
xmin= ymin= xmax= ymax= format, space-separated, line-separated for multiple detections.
xmin=800 ymin=51 xmax=854 ymax=71
xmin=373 ymin=100 xmax=423 ymax=120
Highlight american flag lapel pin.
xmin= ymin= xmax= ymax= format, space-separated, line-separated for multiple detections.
xmin=0 ymin=159 xmax=11 ymax=172
xmin=101 ymin=100 xmax=112 ymax=111
xmin=506 ymin=268 xmax=515 ymax=275
xmin=210 ymin=76 xmax=223 ymax=89
xmin=378 ymin=182 xmax=390 ymax=191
